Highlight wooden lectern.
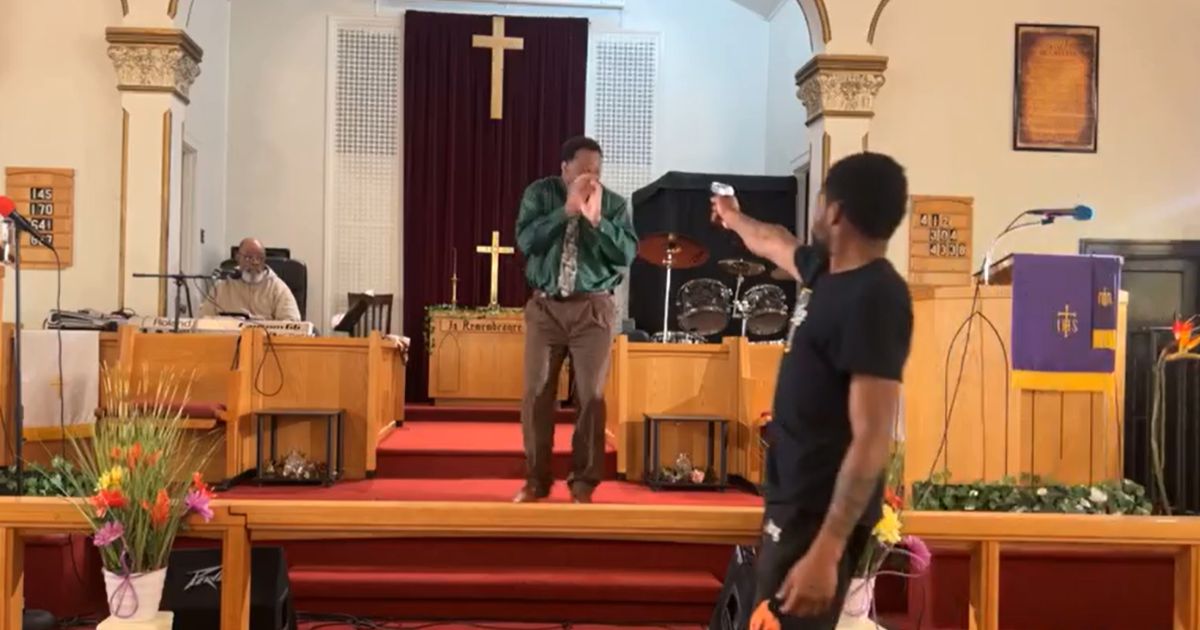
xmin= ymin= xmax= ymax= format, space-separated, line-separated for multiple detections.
xmin=903 ymin=260 xmax=1127 ymax=492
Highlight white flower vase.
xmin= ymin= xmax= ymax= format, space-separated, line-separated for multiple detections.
xmin=842 ymin=576 xmax=875 ymax=618
xmin=103 ymin=567 xmax=167 ymax=621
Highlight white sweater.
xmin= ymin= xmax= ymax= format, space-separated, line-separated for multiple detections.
xmin=200 ymin=269 xmax=301 ymax=321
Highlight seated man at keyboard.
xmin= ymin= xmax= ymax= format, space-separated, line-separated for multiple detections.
xmin=200 ymin=238 xmax=301 ymax=321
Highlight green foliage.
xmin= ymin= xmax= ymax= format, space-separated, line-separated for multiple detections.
xmin=423 ymin=304 xmax=523 ymax=353
xmin=0 ymin=456 xmax=88 ymax=497
xmin=913 ymin=473 xmax=1153 ymax=515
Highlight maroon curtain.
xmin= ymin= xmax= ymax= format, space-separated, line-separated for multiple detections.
xmin=403 ymin=11 xmax=588 ymax=402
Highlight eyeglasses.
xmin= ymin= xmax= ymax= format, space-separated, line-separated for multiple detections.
xmin=237 ymin=255 xmax=265 ymax=264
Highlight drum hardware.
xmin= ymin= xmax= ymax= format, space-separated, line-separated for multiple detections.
xmin=637 ymin=232 xmax=708 ymax=343
xmin=650 ymin=331 xmax=707 ymax=344
xmin=716 ymin=258 xmax=765 ymax=278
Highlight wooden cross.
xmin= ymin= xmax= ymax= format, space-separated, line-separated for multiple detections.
xmin=472 ymin=16 xmax=524 ymax=120
xmin=475 ymin=230 xmax=514 ymax=307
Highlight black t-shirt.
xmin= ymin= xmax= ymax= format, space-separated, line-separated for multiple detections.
xmin=764 ymin=247 xmax=913 ymax=527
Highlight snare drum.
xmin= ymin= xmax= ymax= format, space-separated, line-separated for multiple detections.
xmin=743 ymin=284 xmax=788 ymax=336
xmin=676 ymin=278 xmax=732 ymax=336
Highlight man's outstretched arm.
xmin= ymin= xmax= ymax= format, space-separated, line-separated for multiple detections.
xmin=711 ymin=195 xmax=801 ymax=281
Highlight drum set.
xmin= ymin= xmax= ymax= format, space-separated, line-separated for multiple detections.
xmin=637 ymin=232 xmax=792 ymax=344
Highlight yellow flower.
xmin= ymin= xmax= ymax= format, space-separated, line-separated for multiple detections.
xmin=96 ymin=466 xmax=126 ymax=492
xmin=872 ymin=504 xmax=902 ymax=545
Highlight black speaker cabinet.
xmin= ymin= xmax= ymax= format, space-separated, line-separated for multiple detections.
xmin=162 ymin=546 xmax=297 ymax=630
xmin=709 ymin=545 xmax=758 ymax=630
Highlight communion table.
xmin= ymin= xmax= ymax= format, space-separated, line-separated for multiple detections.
xmin=426 ymin=307 xmax=567 ymax=406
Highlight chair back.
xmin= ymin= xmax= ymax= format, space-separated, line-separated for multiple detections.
xmin=347 ymin=293 xmax=393 ymax=337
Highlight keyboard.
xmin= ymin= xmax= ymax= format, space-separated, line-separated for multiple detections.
xmin=132 ymin=316 xmax=315 ymax=337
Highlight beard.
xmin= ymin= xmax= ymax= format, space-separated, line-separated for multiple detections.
xmin=241 ymin=269 xmax=268 ymax=284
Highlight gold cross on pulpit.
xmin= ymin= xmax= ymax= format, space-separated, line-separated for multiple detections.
xmin=472 ymin=16 xmax=524 ymax=120
xmin=475 ymin=230 xmax=514 ymax=308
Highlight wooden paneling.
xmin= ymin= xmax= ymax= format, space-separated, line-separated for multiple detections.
xmin=234 ymin=331 xmax=404 ymax=480
xmin=607 ymin=338 xmax=741 ymax=481
xmin=904 ymin=285 xmax=1127 ymax=490
xmin=427 ymin=311 xmax=566 ymax=406
xmin=737 ymin=340 xmax=782 ymax=485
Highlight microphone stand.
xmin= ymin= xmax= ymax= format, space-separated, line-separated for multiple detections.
xmin=131 ymin=272 xmax=218 ymax=332
xmin=980 ymin=213 xmax=1050 ymax=285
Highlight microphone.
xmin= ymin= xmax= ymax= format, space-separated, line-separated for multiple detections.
xmin=1025 ymin=205 xmax=1093 ymax=222
xmin=0 ymin=195 xmax=55 ymax=250
xmin=212 ymin=268 xmax=242 ymax=281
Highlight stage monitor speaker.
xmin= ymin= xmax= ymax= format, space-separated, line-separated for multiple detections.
xmin=709 ymin=545 xmax=758 ymax=630
xmin=161 ymin=546 xmax=297 ymax=630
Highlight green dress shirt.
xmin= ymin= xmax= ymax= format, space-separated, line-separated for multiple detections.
xmin=515 ymin=176 xmax=638 ymax=294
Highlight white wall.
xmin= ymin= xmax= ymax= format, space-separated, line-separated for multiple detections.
xmin=764 ymin=0 xmax=811 ymax=175
xmin=615 ymin=0 xmax=770 ymax=176
xmin=182 ymin=0 xmax=232 ymax=274
xmin=226 ymin=0 xmax=774 ymax=323
xmin=872 ymin=0 xmax=1200 ymax=275
xmin=0 ymin=0 xmax=124 ymax=325
xmin=227 ymin=0 xmax=379 ymax=324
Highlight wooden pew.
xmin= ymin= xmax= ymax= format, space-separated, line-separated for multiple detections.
xmin=110 ymin=326 xmax=248 ymax=483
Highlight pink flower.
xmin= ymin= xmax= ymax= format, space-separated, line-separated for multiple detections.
xmin=93 ymin=521 xmax=124 ymax=547
xmin=902 ymin=535 xmax=931 ymax=573
xmin=185 ymin=489 xmax=213 ymax=522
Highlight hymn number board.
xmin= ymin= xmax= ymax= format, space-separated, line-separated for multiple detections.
xmin=908 ymin=196 xmax=973 ymax=287
xmin=4 ymin=167 xmax=74 ymax=269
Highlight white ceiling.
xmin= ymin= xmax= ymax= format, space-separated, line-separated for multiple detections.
xmin=730 ymin=0 xmax=787 ymax=19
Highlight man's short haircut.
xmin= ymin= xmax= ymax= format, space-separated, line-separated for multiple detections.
xmin=824 ymin=152 xmax=908 ymax=240
xmin=562 ymin=136 xmax=602 ymax=162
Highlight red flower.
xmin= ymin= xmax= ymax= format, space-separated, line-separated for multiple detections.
xmin=191 ymin=472 xmax=215 ymax=500
xmin=89 ymin=488 xmax=128 ymax=519
xmin=141 ymin=489 xmax=171 ymax=529
xmin=126 ymin=442 xmax=143 ymax=469
xmin=146 ymin=450 xmax=162 ymax=467
xmin=109 ymin=446 xmax=122 ymax=461
xmin=885 ymin=486 xmax=904 ymax=510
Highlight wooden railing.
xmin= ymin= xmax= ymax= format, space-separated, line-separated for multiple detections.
xmin=2 ymin=499 xmax=1198 ymax=630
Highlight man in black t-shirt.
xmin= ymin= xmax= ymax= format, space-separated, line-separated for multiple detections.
xmin=711 ymin=153 xmax=913 ymax=629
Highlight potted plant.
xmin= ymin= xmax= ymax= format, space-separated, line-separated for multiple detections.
xmin=61 ymin=369 xmax=218 ymax=622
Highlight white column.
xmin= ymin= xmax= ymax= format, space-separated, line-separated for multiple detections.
xmin=795 ymin=55 xmax=888 ymax=223
xmin=105 ymin=19 xmax=201 ymax=315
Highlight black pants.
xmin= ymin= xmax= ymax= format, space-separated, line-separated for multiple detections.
xmin=755 ymin=503 xmax=872 ymax=630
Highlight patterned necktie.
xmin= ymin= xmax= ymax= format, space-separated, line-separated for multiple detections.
xmin=557 ymin=217 xmax=579 ymax=296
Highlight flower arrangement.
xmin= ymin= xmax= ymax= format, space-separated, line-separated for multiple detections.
xmin=844 ymin=446 xmax=931 ymax=619
xmin=60 ymin=369 xmax=219 ymax=620
xmin=913 ymin=474 xmax=1152 ymax=514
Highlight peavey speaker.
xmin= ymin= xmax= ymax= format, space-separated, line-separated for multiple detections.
xmin=709 ymin=545 xmax=757 ymax=630
xmin=162 ymin=547 xmax=297 ymax=630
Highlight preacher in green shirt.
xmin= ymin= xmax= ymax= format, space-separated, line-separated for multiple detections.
xmin=512 ymin=136 xmax=637 ymax=505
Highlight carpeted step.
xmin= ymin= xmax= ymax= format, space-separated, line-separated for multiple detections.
xmin=288 ymin=565 xmax=722 ymax=624
xmin=375 ymin=421 xmax=616 ymax=480
xmin=266 ymin=538 xmax=734 ymax=576
xmin=405 ymin=404 xmax=576 ymax=424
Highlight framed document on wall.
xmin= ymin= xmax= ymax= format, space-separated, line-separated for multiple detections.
xmin=1013 ymin=24 xmax=1099 ymax=153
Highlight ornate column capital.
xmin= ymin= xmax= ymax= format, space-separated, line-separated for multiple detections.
xmin=795 ymin=54 xmax=888 ymax=124
xmin=106 ymin=27 xmax=203 ymax=104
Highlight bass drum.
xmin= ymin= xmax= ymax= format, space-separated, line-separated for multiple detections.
xmin=743 ymin=284 xmax=788 ymax=336
xmin=676 ymin=278 xmax=732 ymax=336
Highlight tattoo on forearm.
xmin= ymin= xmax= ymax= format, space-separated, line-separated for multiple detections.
xmin=824 ymin=470 xmax=879 ymax=540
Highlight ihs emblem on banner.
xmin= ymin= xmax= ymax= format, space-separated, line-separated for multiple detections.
xmin=1097 ymin=286 xmax=1114 ymax=308
xmin=1056 ymin=304 xmax=1080 ymax=338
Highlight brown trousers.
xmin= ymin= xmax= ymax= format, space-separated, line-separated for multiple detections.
xmin=521 ymin=292 xmax=616 ymax=494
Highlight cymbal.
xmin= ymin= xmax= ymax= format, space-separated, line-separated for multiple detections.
xmin=637 ymin=232 xmax=708 ymax=269
xmin=769 ymin=266 xmax=794 ymax=281
xmin=717 ymin=258 xmax=765 ymax=278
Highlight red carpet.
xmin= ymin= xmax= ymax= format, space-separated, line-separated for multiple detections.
xmin=375 ymin=422 xmax=617 ymax=480
xmin=225 ymin=477 xmax=759 ymax=506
